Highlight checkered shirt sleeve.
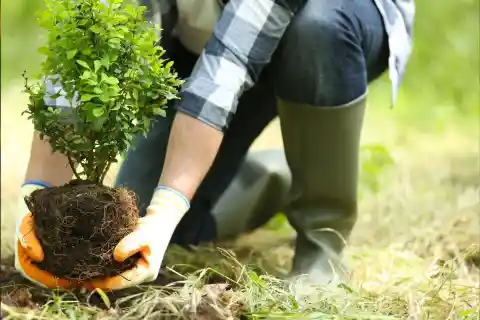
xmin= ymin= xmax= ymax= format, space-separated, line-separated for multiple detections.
xmin=176 ymin=0 xmax=306 ymax=132
xmin=42 ymin=76 xmax=81 ymax=109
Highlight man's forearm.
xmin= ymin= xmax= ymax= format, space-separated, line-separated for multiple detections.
xmin=158 ymin=111 xmax=223 ymax=200
xmin=26 ymin=131 xmax=75 ymax=186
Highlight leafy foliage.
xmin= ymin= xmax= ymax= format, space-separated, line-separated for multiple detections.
xmin=22 ymin=0 xmax=183 ymax=183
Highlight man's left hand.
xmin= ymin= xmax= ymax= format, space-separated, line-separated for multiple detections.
xmin=85 ymin=187 xmax=190 ymax=291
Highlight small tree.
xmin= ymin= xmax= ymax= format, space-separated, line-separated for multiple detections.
xmin=21 ymin=0 xmax=183 ymax=281
xmin=23 ymin=0 xmax=183 ymax=184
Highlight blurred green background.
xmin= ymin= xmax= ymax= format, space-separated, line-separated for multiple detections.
xmin=2 ymin=0 xmax=479 ymax=132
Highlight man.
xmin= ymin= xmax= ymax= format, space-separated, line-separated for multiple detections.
xmin=14 ymin=0 xmax=415 ymax=290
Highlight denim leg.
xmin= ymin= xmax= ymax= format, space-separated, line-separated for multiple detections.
xmin=269 ymin=0 xmax=389 ymax=106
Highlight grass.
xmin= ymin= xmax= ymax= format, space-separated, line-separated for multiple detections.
xmin=3 ymin=237 xmax=479 ymax=320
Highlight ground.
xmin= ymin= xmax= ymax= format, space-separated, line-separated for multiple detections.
xmin=1 ymin=84 xmax=479 ymax=319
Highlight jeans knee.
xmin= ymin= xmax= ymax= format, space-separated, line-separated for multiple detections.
xmin=293 ymin=9 xmax=349 ymax=49
xmin=272 ymin=3 xmax=366 ymax=106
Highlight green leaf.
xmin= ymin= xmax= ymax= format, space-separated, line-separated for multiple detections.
xmin=76 ymin=60 xmax=90 ymax=69
xmin=89 ymin=25 xmax=104 ymax=34
xmin=66 ymin=49 xmax=77 ymax=60
xmin=101 ymin=73 xmax=119 ymax=84
xmin=76 ymin=143 xmax=93 ymax=152
xmin=125 ymin=5 xmax=137 ymax=17
xmin=80 ymin=94 xmax=98 ymax=101
xmin=108 ymin=38 xmax=121 ymax=44
xmin=143 ymin=117 xmax=151 ymax=131
xmin=110 ymin=31 xmax=125 ymax=39
xmin=99 ymin=92 xmax=111 ymax=102
xmin=85 ymin=81 xmax=97 ymax=87
xmin=92 ymin=107 xmax=105 ymax=117
xmin=50 ymin=91 xmax=62 ymax=99
xmin=123 ymin=110 xmax=135 ymax=120
xmin=132 ymin=88 xmax=139 ymax=101
xmin=82 ymin=47 xmax=93 ymax=55
xmin=101 ymin=56 xmax=110 ymax=68
xmin=153 ymin=107 xmax=166 ymax=116
xmin=94 ymin=60 xmax=102 ymax=73
xmin=38 ymin=46 xmax=50 ymax=55
xmin=107 ymin=77 xmax=119 ymax=85
xmin=80 ymin=71 xmax=92 ymax=80
xmin=92 ymin=116 xmax=108 ymax=132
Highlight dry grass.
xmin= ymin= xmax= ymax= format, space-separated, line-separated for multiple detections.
xmin=1 ymin=83 xmax=479 ymax=319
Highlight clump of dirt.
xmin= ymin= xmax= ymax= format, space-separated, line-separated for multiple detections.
xmin=0 ymin=262 xmax=51 ymax=312
xmin=24 ymin=180 xmax=142 ymax=281
xmin=192 ymin=283 xmax=245 ymax=320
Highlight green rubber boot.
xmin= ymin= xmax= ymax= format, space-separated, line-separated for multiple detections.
xmin=277 ymin=93 xmax=367 ymax=285
xmin=212 ymin=149 xmax=292 ymax=240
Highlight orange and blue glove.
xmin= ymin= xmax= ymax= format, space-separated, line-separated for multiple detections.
xmin=86 ymin=186 xmax=190 ymax=291
xmin=14 ymin=180 xmax=80 ymax=289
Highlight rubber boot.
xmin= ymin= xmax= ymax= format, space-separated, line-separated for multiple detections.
xmin=277 ymin=93 xmax=367 ymax=285
xmin=211 ymin=149 xmax=292 ymax=240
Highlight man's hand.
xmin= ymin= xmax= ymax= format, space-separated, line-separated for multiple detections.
xmin=15 ymin=182 xmax=79 ymax=289
xmin=86 ymin=186 xmax=190 ymax=291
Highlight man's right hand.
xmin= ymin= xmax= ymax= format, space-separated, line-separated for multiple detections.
xmin=14 ymin=182 xmax=79 ymax=289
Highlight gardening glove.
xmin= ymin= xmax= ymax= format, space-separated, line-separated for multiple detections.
xmin=15 ymin=180 xmax=79 ymax=289
xmin=86 ymin=186 xmax=190 ymax=291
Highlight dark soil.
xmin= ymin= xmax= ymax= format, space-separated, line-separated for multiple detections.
xmin=24 ymin=179 xmax=142 ymax=281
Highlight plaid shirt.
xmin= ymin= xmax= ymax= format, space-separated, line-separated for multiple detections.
xmin=45 ymin=0 xmax=415 ymax=132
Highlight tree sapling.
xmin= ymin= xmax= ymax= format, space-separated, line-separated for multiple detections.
xmin=21 ymin=0 xmax=183 ymax=281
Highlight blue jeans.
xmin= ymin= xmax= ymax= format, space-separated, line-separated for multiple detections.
xmin=114 ymin=0 xmax=389 ymax=246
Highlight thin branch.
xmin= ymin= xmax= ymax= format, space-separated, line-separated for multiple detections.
xmin=67 ymin=155 xmax=82 ymax=180
xmin=99 ymin=161 xmax=112 ymax=185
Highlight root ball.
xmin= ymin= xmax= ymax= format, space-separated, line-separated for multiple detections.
xmin=25 ymin=180 xmax=141 ymax=281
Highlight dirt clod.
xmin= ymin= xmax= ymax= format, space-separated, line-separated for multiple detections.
xmin=24 ymin=180 xmax=142 ymax=281
xmin=0 ymin=260 xmax=51 ymax=312
xmin=192 ymin=283 xmax=244 ymax=320
xmin=2 ymin=287 xmax=35 ymax=309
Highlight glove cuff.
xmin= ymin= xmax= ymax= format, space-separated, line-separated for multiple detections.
xmin=22 ymin=180 xmax=52 ymax=189
xmin=20 ymin=180 xmax=51 ymax=198
xmin=149 ymin=186 xmax=190 ymax=220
